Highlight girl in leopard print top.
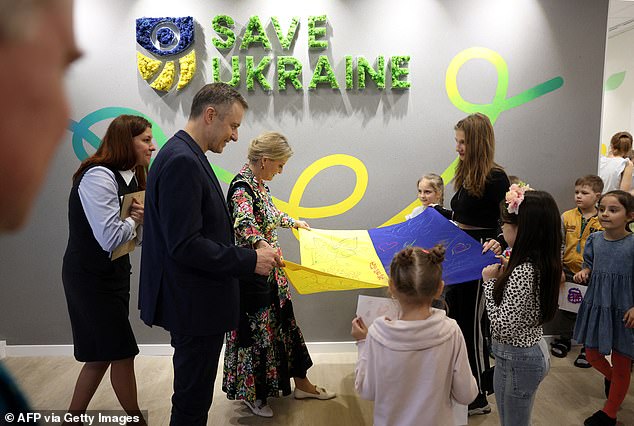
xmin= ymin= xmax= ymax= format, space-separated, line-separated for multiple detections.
xmin=481 ymin=190 xmax=562 ymax=426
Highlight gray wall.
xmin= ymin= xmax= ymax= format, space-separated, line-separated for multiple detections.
xmin=0 ymin=0 xmax=608 ymax=344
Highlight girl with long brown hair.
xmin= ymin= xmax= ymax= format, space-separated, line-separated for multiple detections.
xmin=447 ymin=113 xmax=510 ymax=415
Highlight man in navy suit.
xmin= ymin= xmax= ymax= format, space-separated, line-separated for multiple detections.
xmin=139 ymin=83 xmax=282 ymax=426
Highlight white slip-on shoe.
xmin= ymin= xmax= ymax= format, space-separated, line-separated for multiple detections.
xmin=243 ymin=399 xmax=274 ymax=417
xmin=293 ymin=386 xmax=336 ymax=400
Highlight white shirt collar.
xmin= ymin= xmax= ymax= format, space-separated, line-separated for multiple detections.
xmin=118 ymin=169 xmax=136 ymax=186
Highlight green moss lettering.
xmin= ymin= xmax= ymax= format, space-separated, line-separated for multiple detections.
xmin=308 ymin=55 xmax=338 ymax=90
xmin=246 ymin=56 xmax=273 ymax=91
xmin=211 ymin=56 xmax=240 ymax=87
xmin=211 ymin=15 xmax=236 ymax=50
xmin=271 ymin=16 xmax=300 ymax=51
xmin=277 ymin=56 xmax=303 ymax=90
xmin=308 ymin=15 xmax=328 ymax=50
xmin=357 ymin=56 xmax=385 ymax=90
xmin=345 ymin=56 xmax=353 ymax=89
xmin=391 ymin=55 xmax=411 ymax=89
xmin=240 ymin=16 xmax=272 ymax=50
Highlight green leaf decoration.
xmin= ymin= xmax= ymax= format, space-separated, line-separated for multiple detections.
xmin=605 ymin=71 xmax=626 ymax=91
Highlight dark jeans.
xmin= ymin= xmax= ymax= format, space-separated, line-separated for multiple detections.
xmin=169 ymin=332 xmax=225 ymax=426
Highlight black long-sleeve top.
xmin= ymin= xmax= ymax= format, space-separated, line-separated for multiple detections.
xmin=450 ymin=168 xmax=509 ymax=229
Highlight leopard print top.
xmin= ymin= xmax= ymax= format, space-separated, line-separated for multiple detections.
xmin=484 ymin=262 xmax=543 ymax=347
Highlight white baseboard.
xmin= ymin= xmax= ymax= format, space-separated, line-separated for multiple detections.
xmin=4 ymin=338 xmax=565 ymax=358
xmin=4 ymin=341 xmax=358 ymax=357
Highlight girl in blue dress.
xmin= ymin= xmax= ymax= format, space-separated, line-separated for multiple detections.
xmin=573 ymin=190 xmax=634 ymax=426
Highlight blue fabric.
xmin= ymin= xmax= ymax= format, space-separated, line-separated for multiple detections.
xmin=492 ymin=340 xmax=548 ymax=426
xmin=573 ymin=232 xmax=634 ymax=359
xmin=368 ymin=208 xmax=498 ymax=285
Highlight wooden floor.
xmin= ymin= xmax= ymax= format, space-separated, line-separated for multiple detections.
xmin=3 ymin=352 xmax=633 ymax=425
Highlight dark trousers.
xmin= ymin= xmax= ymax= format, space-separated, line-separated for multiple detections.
xmin=169 ymin=332 xmax=224 ymax=426
xmin=445 ymin=279 xmax=493 ymax=395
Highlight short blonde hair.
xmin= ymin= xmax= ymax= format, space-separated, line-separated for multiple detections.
xmin=247 ymin=131 xmax=293 ymax=162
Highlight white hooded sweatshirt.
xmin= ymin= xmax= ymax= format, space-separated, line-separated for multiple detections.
xmin=355 ymin=308 xmax=478 ymax=426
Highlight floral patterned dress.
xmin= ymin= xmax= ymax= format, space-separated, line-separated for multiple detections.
xmin=222 ymin=164 xmax=313 ymax=403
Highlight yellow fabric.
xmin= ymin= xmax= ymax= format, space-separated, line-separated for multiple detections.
xmin=283 ymin=228 xmax=389 ymax=294
xmin=562 ymin=208 xmax=603 ymax=273
xmin=283 ymin=261 xmax=386 ymax=295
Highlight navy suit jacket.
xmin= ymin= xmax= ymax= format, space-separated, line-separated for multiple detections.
xmin=139 ymin=130 xmax=256 ymax=336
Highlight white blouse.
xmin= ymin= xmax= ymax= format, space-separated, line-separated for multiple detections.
xmin=78 ymin=167 xmax=140 ymax=253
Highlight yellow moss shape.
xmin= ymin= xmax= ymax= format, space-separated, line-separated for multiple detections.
xmin=177 ymin=50 xmax=196 ymax=90
xmin=136 ymin=52 xmax=162 ymax=81
xmin=150 ymin=61 xmax=175 ymax=91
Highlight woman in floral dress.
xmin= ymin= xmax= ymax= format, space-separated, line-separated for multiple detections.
xmin=222 ymin=131 xmax=335 ymax=418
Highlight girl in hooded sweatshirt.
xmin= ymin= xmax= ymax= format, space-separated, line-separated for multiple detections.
xmin=351 ymin=245 xmax=478 ymax=426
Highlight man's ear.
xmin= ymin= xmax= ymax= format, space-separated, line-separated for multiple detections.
xmin=204 ymin=106 xmax=217 ymax=123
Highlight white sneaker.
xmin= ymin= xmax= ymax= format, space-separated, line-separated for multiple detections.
xmin=243 ymin=399 xmax=274 ymax=417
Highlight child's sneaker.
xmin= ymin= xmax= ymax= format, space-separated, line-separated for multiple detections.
xmin=574 ymin=347 xmax=592 ymax=368
xmin=467 ymin=393 xmax=491 ymax=416
xmin=550 ymin=338 xmax=571 ymax=358
xmin=584 ymin=410 xmax=616 ymax=426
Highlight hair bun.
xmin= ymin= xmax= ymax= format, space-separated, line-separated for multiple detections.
xmin=394 ymin=246 xmax=415 ymax=266
xmin=426 ymin=244 xmax=446 ymax=265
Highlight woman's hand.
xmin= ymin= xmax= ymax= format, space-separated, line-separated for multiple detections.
xmin=573 ymin=268 xmax=590 ymax=284
xmin=129 ymin=198 xmax=144 ymax=225
xmin=624 ymin=307 xmax=634 ymax=328
xmin=294 ymin=220 xmax=311 ymax=230
xmin=351 ymin=317 xmax=368 ymax=341
xmin=482 ymin=239 xmax=502 ymax=255
xmin=482 ymin=263 xmax=503 ymax=281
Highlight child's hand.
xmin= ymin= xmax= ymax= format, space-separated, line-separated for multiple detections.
xmin=482 ymin=239 xmax=502 ymax=255
xmin=482 ymin=263 xmax=503 ymax=281
xmin=495 ymin=254 xmax=509 ymax=269
xmin=624 ymin=308 xmax=634 ymax=328
xmin=351 ymin=317 xmax=368 ymax=341
xmin=573 ymin=268 xmax=590 ymax=283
